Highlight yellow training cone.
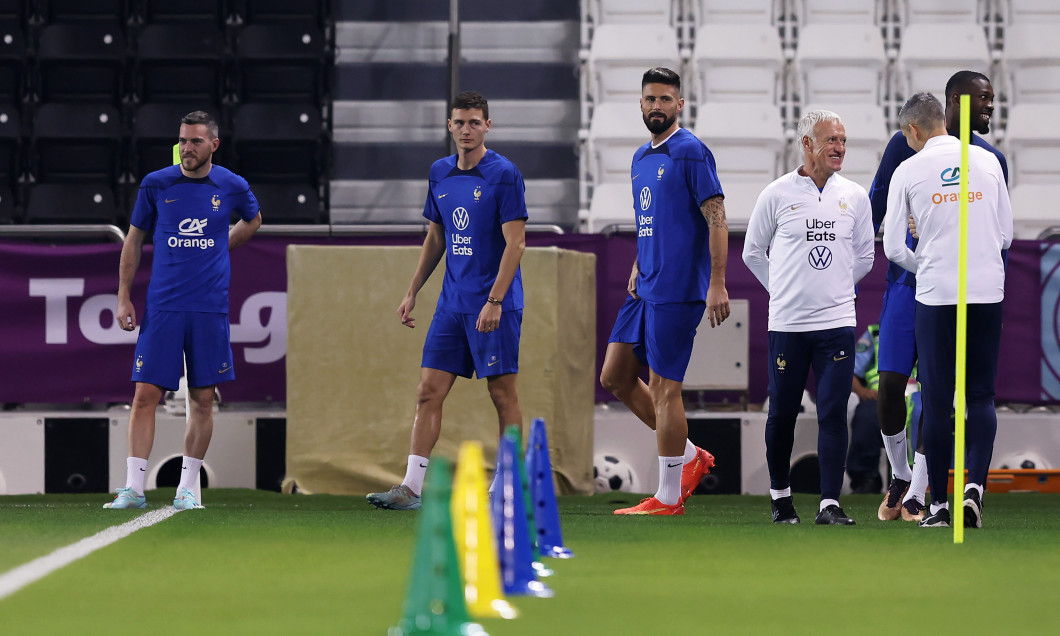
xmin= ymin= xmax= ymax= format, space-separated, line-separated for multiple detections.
xmin=452 ymin=441 xmax=517 ymax=620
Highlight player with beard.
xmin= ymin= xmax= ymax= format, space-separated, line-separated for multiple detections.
xmin=602 ymin=67 xmax=730 ymax=516
xmin=869 ymin=71 xmax=1008 ymax=523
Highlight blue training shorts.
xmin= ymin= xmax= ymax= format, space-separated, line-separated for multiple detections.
xmin=421 ymin=308 xmax=522 ymax=379
xmin=608 ymin=296 xmax=706 ymax=382
xmin=132 ymin=309 xmax=235 ymax=390
xmin=877 ymin=282 xmax=917 ymax=376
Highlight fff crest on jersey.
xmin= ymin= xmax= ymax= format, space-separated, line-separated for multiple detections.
xmin=452 ymin=206 xmax=470 ymax=231
xmin=211 ymin=194 xmax=221 ymax=211
xmin=473 ymin=186 xmax=482 ymax=201
xmin=135 ymin=355 xmax=144 ymax=371
xmin=657 ymin=165 xmax=665 ymax=180
xmin=838 ymin=197 xmax=849 ymax=213
xmin=776 ymin=355 xmax=786 ymax=372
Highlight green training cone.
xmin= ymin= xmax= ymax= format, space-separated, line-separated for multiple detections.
xmin=389 ymin=457 xmax=487 ymax=636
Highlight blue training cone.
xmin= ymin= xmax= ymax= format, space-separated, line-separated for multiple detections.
xmin=526 ymin=418 xmax=573 ymax=559
xmin=491 ymin=436 xmax=553 ymax=598
xmin=503 ymin=426 xmax=553 ymax=578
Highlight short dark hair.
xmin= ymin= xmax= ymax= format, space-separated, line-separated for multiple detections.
xmin=641 ymin=67 xmax=681 ymax=92
xmin=898 ymin=92 xmax=945 ymax=130
xmin=945 ymin=70 xmax=990 ymax=101
xmin=451 ymin=91 xmax=489 ymax=121
xmin=181 ymin=110 xmax=219 ymax=138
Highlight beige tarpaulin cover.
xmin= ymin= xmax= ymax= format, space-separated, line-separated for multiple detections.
xmin=284 ymin=246 xmax=596 ymax=495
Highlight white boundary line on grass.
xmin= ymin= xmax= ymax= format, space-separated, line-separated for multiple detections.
xmin=0 ymin=508 xmax=180 ymax=601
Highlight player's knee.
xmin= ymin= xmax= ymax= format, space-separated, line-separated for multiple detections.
xmin=599 ymin=370 xmax=628 ymax=396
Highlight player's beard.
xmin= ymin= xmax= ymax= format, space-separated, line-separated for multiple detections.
xmin=974 ymin=115 xmax=991 ymax=135
xmin=643 ymin=111 xmax=675 ymax=135
xmin=182 ymin=154 xmax=209 ymax=173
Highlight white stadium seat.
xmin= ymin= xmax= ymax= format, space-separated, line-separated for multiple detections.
xmin=720 ymin=181 xmax=769 ymax=230
xmin=695 ymin=0 xmax=781 ymax=25
xmin=1005 ymin=0 xmax=1060 ymax=24
xmin=1003 ymin=103 xmax=1060 ymax=187
xmin=587 ymin=101 xmax=646 ymax=185
xmin=587 ymin=0 xmax=678 ymax=26
xmin=896 ymin=23 xmax=990 ymax=99
xmin=691 ymin=23 xmax=784 ymax=105
xmin=1001 ymin=24 xmax=1060 ymax=106
xmin=796 ymin=23 xmax=887 ymax=105
xmin=1010 ymin=184 xmax=1058 ymax=240
xmin=587 ymin=24 xmax=681 ymax=105
xmin=695 ymin=102 xmax=785 ymax=185
xmin=898 ymin=0 xmax=984 ymax=25
xmin=796 ymin=0 xmax=883 ymax=26
xmin=586 ymin=182 xmax=635 ymax=232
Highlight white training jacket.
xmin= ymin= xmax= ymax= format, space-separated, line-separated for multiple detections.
xmin=882 ymin=135 xmax=1012 ymax=306
xmin=743 ymin=169 xmax=876 ymax=332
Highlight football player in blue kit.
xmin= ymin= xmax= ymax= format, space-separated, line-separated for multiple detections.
xmin=601 ymin=67 xmax=731 ymax=516
xmin=367 ymin=91 xmax=528 ymax=511
xmin=743 ymin=109 xmax=876 ymax=525
xmin=869 ymin=71 xmax=1007 ymax=523
xmin=107 ymin=111 xmax=261 ymax=510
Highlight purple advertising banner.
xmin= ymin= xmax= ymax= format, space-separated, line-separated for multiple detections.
xmin=0 ymin=235 xmax=1047 ymax=405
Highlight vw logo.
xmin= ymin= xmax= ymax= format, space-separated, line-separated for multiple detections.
xmin=639 ymin=187 xmax=652 ymax=211
xmin=808 ymin=245 xmax=833 ymax=270
xmin=452 ymin=207 xmax=470 ymax=231
xmin=178 ymin=218 xmax=207 ymax=236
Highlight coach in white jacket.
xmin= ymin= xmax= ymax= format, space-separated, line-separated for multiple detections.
xmin=882 ymin=92 xmax=1012 ymax=529
xmin=743 ymin=110 xmax=876 ymax=525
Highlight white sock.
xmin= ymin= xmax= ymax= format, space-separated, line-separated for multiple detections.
xmin=903 ymin=452 xmax=928 ymax=504
xmin=682 ymin=439 xmax=697 ymax=464
xmin=882 ymin=430 xmax=912 ymax=481
xmin=770 ymin=487 xmax=792 ymax=500
xmin=929 ymin=501 xmax=949 ymax=515
xmin=126 ymin=457 xmax=148 ymax=495
xmin=965 ymin=482 xmax=983 ymax=498
xmin=819 ymin=498 xmax=839 ymax=512
xmin=655 ymin=456 xmax=683 ymax=505
xmin=401 ymin=455 xmax=429 ymax=497
xmin=178 ymin=456 xmax=202 ymax=494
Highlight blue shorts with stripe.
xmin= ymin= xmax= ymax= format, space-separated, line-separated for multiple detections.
xmin=607 ymin=296 xmax=706 ymax=382
xmin=421 ymin=308 xmax=522 ymax=379
xmin=131 ymin=309 xmax=235 ymax=390
xmin=877 ymin=282 xmax=917 ymax=376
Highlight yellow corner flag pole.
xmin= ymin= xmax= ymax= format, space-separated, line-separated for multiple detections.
xmin=954 ymin=95 xmax=970 ymax=543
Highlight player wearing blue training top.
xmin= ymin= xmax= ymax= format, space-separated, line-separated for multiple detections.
xmin=108 ymin=110 xmax=261 ymax=511
xmin=869 ymin=71 xmax=1008 ymax=523
xmin=601 ymin=67 xmax=731 ymax=516
xmin=367 ymin=91 xmax=528 ymax=511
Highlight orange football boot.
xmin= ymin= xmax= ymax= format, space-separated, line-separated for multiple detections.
xmin=680 ymin=447 xmax=715 ymax=503
xmin=613 ymin=496 xmax=684 ymax=516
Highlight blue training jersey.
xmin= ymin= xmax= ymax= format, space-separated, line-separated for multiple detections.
xmin=423 ymin=149 xmax=529 ymax=314
xmin=869 ymin=129 xmax=1008 ymax=288
xmin=631 ymin=128 xmax=724 ymax=303
xmin=130 ymin=164 xmax=260 ymax=313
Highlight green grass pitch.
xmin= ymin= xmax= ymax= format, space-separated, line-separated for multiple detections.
xmin=2 ymin=490 xmax=1058 ymax=635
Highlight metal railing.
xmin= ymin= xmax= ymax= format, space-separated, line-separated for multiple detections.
xmin=0 ymin=224 xmax=127 ymax=243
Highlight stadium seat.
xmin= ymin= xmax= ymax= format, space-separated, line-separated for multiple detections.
xmin=721 ymin=181 xmax=768 ymax=230
xmin=1005 ymin=0 xmax=1060 ymax=24
xmin=0 ymin=19 xmax=26 ymax=105
xmin=586 ymin=101 xmax=645 ymax=185
xmin=691 ymin=23 xmax=784 ymax=105
xmin=232 ymin=102 xmax=324 ymax=184
xmin=587 ymin=24 xmax=681 ymax=105
xmin=130 ymin=102 xmax=226 ymax=181
xmin=1010 ymin=184 xmax=1057 ymax=240
xmin=35 ymin=23 xmax=127 ymax=105
xmin=0 ymin=102 xmax=21 ymax=195
xmin=247 ymin=182 xmax=321 ymax=224
xmin=37 ymin=0 xmax=131 ymax=25
xmin=586 ymin=0 xmax=678 ymax=26
xmin=1001 ymin=24 xmax=1060 ymax=106
xmin=694 ymin=102 xmax=785 ymax=185
xmin=31 ymin=103 xmax=122 ymax=187
xmin=795 ymin=23 xmax=887 ymax=105
xmin=897 ymin=0 xmax=983 ymax=25
xmin=241 ymin=0 xmax=330 ymax=26
xmin=1003 ymin=103 xmax=1060 ymax=187
xmin=694 ymin=0 xmax=780 ymax=25
xmin=328 ymin=179 xmax=426 ymax=225
xmin=24 ymin=183 xmax=121 ymax=225
xmin=235 ymin=23 xmax=327 ymax=105
xmin=586 ymin=182 xmax=634 ymax=233
xmin=803 ymin=102 xmax=889 ymax=192
xmin=896 ymin=23 xmax=990 ymax=100
xmin=0 ymin=182 xmax=14 ymax=223
xmin=795 ymin=0 xmax=882 ymax=26
xmin=140 ymin=0 xmax=232 ymax=27
xmin=135 ymin=23 xmax=227 ymax=106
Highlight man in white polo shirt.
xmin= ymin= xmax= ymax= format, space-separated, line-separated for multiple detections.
xmin=882 ymin=92 xmax=1012 ymax=529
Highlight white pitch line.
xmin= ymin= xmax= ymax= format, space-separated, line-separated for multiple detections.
xmin=0 ymin=507 xmax=180 ymax=601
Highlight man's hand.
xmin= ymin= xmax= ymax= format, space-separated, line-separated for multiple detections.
xmin=706 ymin=285 xmax=730 ymax=328
xmin=908 ymin=214 xmax=919 ymax=239
xmin=476 ymin=302 xmax=501 ymax=333
xmin=397 ymin=295 xmax=417 ymax=328
xmin=854 ymin=385 xmax=879 ymax=402
xmin=116 ymin=298 xmax=137 ymax=331
xmin=627 ymin=261 xmax=639 ymax=299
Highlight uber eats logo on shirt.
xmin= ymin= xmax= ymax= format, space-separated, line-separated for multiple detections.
xmin=451 ymin=207 xmax=473 ymax=255
xmin=170 ymin=218 xmax=215 ymax=249
xmin=806 ymin=218 xmax=836 ymax=241
xmin=638 ymin=187 xmax=653 ymax=237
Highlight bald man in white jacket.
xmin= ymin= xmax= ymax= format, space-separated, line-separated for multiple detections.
xmin=883 ymin=92 xmax=1012 ymax=529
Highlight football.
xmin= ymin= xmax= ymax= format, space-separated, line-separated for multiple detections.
xmin=593 ymin=454 xmax=639 ymax=493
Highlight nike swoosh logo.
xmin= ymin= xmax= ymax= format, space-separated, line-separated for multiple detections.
xmin=139 ymin=468 xmax=145 ymax=471
xmin=437 ymin=193 xmax=448 ymax=199
xmin=219 ymin=366 xmax=231 ymax=373
xmin=833 ymin=355 xmax=849 ymax=361
xmin=419 ymin=463 xmax=428 ymax=468
xmin=632 ymin=174 xmax=640 ymax=180
xmin=790 ymin=203 xmax=807 ymax=210
xmin=667 ymin=462 xmax=682 ymax=468
xmin=165 ymin=198 xmax=179 ymax=203
xmin=487 ymin=360 xmax=499 ymax=367
xmin=182 ymin=466 xmax=188 ymax=470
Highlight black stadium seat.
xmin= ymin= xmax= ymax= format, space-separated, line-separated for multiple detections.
xmin=37 ymin=0 xmax=131 ymax=25
xmin=140 ymin=0 xmax=232 ymax=27
xmin=35 ymin=23 xmax=127 ymax=105
xmin=135 ymin=23 xmax=227 ymax=106
xmin=235 ymin=23 xmax=326 ymax=105
xmin=31 ymin=103 xmax=122 ymax=187
xmin=248 ymin=182 xmax=321 ymax=224
xmin=0 ymin=103 xmax=20 ymax=194
xmin=0 ymin=19 xmax=26 ymax=105
xmin=24 ymin=183 xmax=121 ymax=225
xmin=232 ymin=102 xmax=323 ymax=185
xmin=241 ymin=0 xmax=330 ymax=28
xmin=0 ymin=183 xmax=15 ymax=223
